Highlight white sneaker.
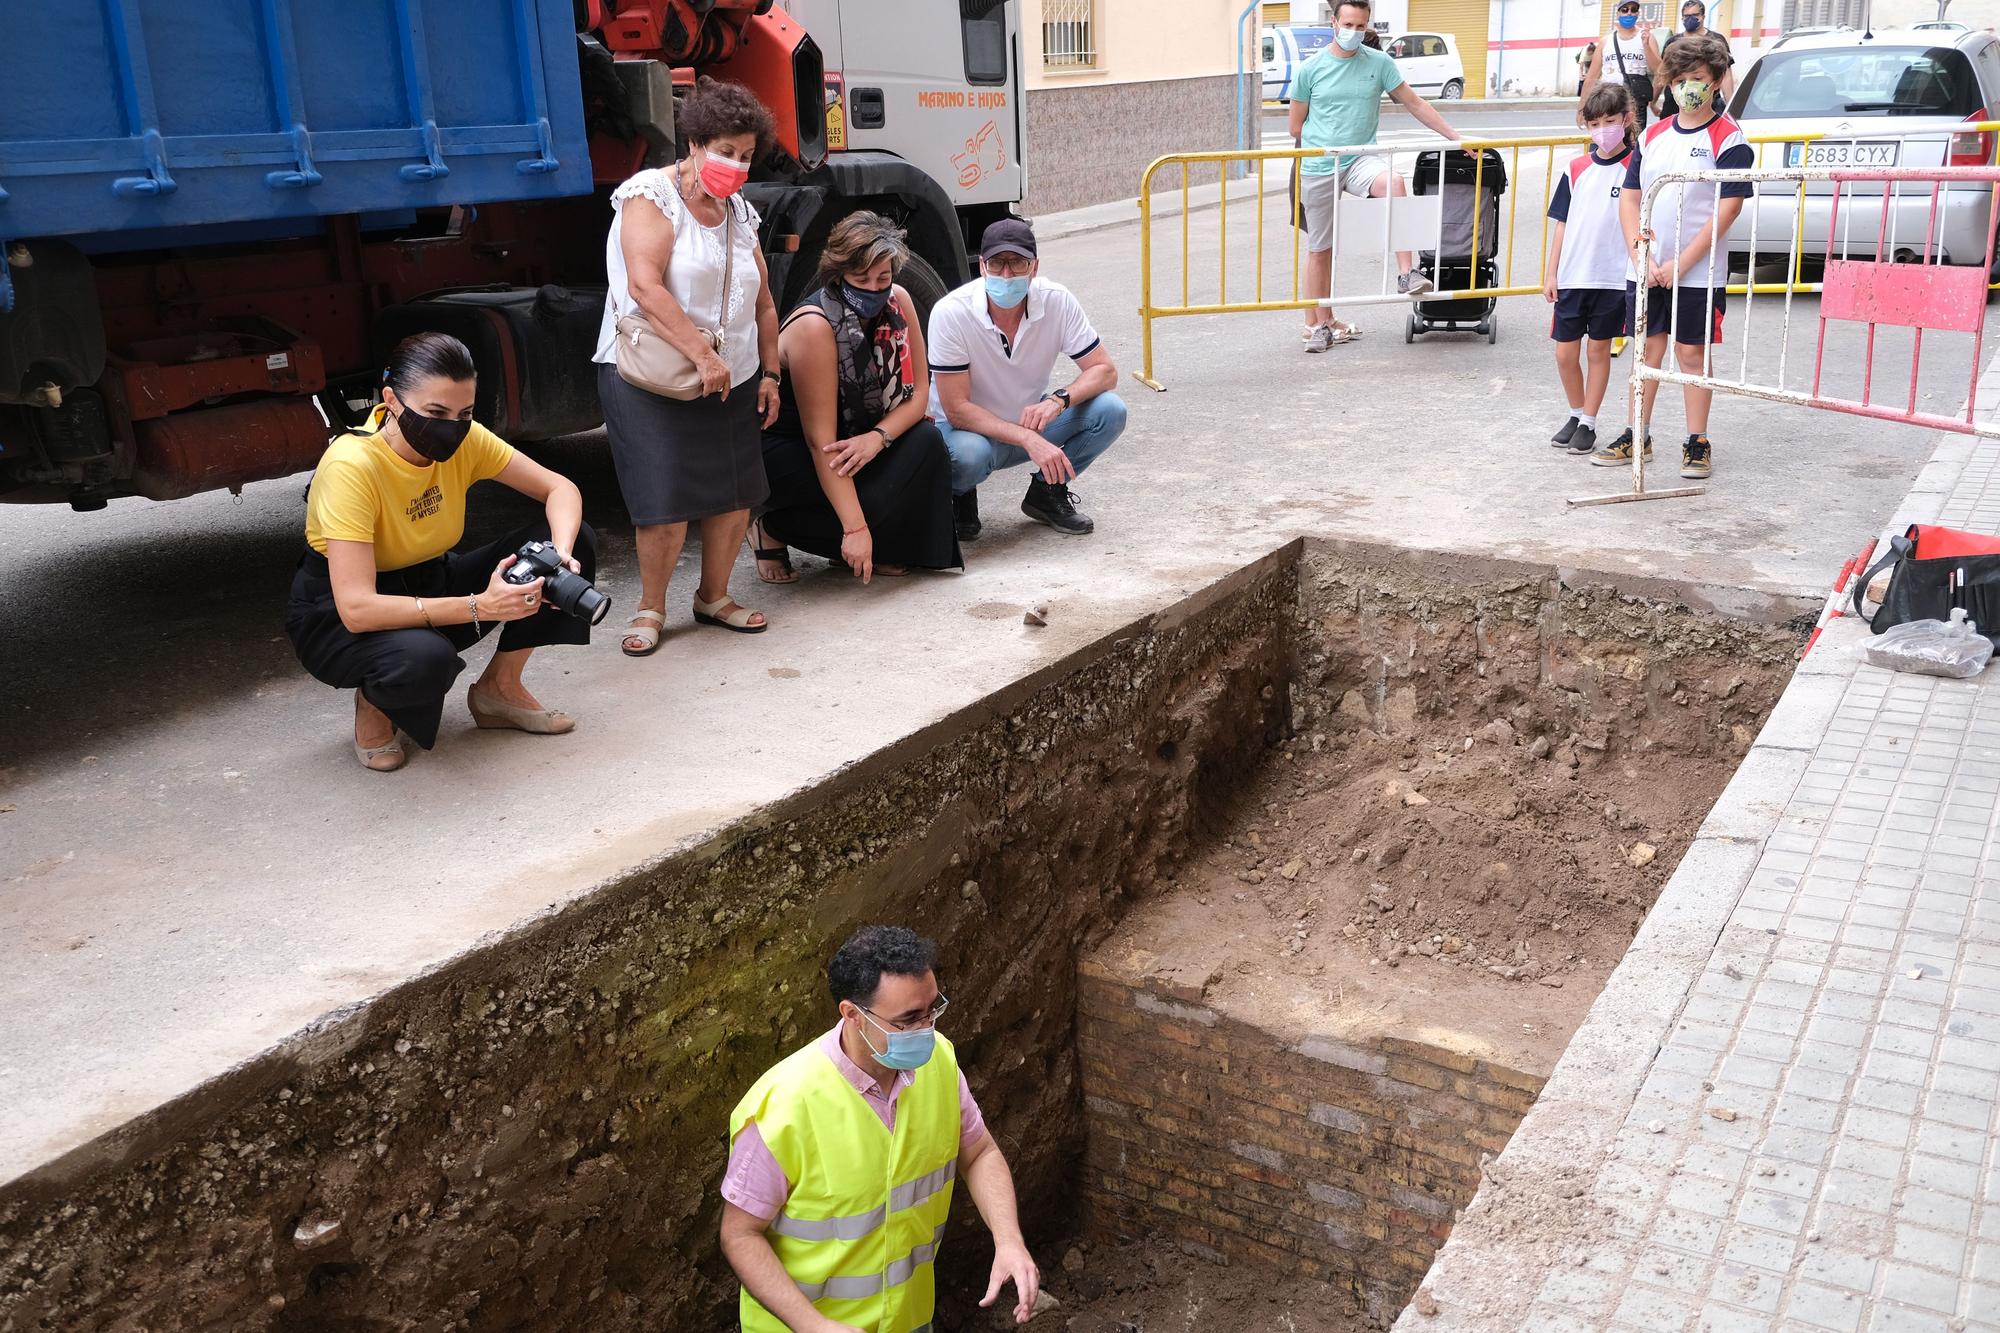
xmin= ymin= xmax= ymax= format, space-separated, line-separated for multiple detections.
xmin=1303 ymin=325 xmax=1339 ymax=353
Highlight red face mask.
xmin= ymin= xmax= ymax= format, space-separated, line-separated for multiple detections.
xmin=698 ymin=150 xmax=751 ymax=198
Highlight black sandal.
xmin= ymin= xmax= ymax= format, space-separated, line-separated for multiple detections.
xmin=750 ymin=522 xmax=797 ymax=585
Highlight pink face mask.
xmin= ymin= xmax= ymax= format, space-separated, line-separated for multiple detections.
xmin=698 ymin=150 xmax=751 ymax=198
xmin=1590 ymin=124 xmax=1627 ymax=155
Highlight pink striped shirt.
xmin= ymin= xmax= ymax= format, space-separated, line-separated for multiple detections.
xmin=721 ymin=1024 xmax=987 ymax=1223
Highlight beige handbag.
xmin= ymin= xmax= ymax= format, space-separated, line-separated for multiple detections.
xmin=613 ymin=179 xmax=736 ymax=401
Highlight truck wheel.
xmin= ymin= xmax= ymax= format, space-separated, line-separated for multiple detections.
xmin=1442 ymin=80 xmax=1464 ymax=100
xmin=897 ymin=252 xmax=952 ymax=332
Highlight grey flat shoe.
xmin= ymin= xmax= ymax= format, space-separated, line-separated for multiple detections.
xmin=467 ymin=685 xmax=575 ymax=735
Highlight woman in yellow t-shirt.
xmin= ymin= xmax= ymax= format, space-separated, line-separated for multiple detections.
xmin=285 ymin=333 xmax=597 ymax=772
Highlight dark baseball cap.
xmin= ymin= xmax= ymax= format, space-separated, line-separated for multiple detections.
xmin=979 ymin=218 xmax=1037 ymax=261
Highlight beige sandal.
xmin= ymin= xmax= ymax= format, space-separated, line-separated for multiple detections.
xmin=693 ymin=593 xmax=767 ymax=634
xmin=467 ymin=685 xmax=575 ymax=735
xmin=622 ymin=608 xmax=666 ymax=656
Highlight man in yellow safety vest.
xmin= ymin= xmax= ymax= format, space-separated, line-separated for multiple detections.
xmin=721 ymin=925 xmax=1040 ymax=1332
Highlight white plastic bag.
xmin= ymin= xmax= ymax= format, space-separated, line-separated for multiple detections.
xmin=1864 ymin=608 xmax=1995 ymax=679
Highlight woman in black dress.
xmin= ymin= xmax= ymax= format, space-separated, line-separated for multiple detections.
xmin=752 ymin=212 xmax=960 ymax=584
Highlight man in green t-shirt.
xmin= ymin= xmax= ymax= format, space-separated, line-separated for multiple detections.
xmin=1286 ymin=0 xmax=1459 ymax=352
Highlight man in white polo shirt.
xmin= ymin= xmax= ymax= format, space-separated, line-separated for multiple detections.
xmin=928 ymin=218 xmax=1125 ymax=540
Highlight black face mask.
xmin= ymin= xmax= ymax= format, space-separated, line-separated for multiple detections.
xmin=840 ymin=280 xmax=894 ymax=321
xmin=391 ymin=402 xmax=472 ymax=462
xmin=1682 ymin=14 xmax=1701 ymax=29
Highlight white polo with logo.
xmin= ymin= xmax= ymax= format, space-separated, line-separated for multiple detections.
xmin=925 ymin=277 xmax=1102 ymax=425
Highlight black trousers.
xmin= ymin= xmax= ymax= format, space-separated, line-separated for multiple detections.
xmin=285 ymin=521 xmax=597 ymax=749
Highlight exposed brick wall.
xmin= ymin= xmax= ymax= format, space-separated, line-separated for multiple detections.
xmin=1076 ymin=962 xmax=1547 ymax=1323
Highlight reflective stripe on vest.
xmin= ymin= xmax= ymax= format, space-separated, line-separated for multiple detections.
xmin=771 ymin=1161 xmax=958 ymax=1242
xmin=791 ymin=1220 xmax=948 ymax=1301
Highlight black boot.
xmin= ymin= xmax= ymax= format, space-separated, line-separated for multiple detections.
xmin=1022 ymin=477 xmax=1093 ymax=535
xmin=953 ymin=489 xmax=982 ymax=542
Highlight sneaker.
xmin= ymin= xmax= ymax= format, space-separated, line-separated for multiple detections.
xmin=953 ymin=489 xmax=982 ymax=542
xmin=1681 ymin=435 xmax=1713 ymax=479
xmin=1551 ymin=416 xmax=1581 ymax=446
xmin=1590 ymin=428 xmax=1653 ymax=467
xmin=1023 ymin=477 xmax=1094 ymax=535
xmin=1398 ymin=271 xmax=1435 ymax=297
xmin=1566 ymin=424 xmax=1598 ymax=456
xmin=1303 ymin=324 xmax=1339 ymax=353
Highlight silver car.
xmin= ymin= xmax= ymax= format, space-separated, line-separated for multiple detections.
xmin=1724 ymin=27 xmax=2000 ymax=274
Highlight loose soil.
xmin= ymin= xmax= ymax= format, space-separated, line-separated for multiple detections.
xmin=1103 ymin=576 xmax=1793 ymax=1071
xmin=1031 ymin=1240 xmax=1364 ymax=1333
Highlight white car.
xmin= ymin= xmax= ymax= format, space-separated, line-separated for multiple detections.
xmin=1385 ymin=31 xmax=1466 ymax=99
xmin=1725 ymin=27 xmax=2000 ymax=275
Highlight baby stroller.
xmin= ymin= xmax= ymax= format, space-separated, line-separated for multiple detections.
xmin=1406 ymin=148 xmax=1508 ymax=343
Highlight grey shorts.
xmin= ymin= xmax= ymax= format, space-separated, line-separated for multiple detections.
xmin=1301 ymin=155 xmax=1394 ymax=251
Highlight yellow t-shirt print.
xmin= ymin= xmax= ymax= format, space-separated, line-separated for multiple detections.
xmin=304 ymin=407 xmax=515 ymax=572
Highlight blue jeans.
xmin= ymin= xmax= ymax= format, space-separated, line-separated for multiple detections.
xmin=941 ymin=392 xmax=1127 ymax=497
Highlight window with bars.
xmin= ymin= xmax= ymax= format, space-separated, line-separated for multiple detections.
xmin=1042 ymin=0 xmax=1098 ymax=70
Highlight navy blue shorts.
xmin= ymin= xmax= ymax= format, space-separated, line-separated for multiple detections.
xmin=1625 ymin=281 xmax=1726 ymax=347
xmin=1551 ymin=288 xmax=1627 ymax=342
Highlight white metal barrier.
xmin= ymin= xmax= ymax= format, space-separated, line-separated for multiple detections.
xmin=1570 ymin=162 xmax=2000 ymax=508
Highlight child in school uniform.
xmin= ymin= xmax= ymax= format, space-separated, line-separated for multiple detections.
xmin=1544 ymin=82 xmax=1638 ymax=459
xmin=1591 ymin=33 xmax=1750 ymax=480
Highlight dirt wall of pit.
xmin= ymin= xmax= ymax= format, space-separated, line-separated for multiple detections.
xmin=0 ymin=553 xmax=1298 ymax=1333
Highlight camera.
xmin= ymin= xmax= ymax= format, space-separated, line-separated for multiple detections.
xmin=504 ymin=540 xmax=610 ymax=625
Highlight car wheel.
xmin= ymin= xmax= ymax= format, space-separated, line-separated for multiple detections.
xmin=1441 ymin=80 xmax=1464 ymax=100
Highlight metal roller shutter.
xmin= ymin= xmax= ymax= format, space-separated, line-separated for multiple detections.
xmin=1407 ymin=0 xmax=1489 ymax=96
xmin=1262 ymin=3 xmax=1292 ymax=24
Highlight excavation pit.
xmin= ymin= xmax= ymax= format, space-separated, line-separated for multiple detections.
xmin=0 ymin=541 xmax=1804 ymax=1333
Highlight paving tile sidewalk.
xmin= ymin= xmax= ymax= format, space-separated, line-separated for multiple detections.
xmin=1402 ymin=376 xmax=2000 ymax=1330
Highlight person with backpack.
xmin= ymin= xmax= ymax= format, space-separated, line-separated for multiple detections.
xmin=1580 ymin=1 xmax=1661 ymax=131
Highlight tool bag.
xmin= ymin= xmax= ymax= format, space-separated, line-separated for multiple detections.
xmin=1852 ymin=524 xmax=2000 ymax=646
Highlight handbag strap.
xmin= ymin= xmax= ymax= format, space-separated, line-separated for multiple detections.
xmin=1852 ymin=533 xmax=1914 ymax=620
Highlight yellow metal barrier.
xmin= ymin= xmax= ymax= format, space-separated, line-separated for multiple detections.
xmin=1135 ymin=124 xmax=2000 ymax=390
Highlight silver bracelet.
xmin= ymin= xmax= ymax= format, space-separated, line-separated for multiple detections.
xmin=468 ymin=594 xmax=480 ymax=629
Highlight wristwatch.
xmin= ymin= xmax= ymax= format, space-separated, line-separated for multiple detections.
xmin=1046 ymin=387 xmax=1072 ymax=408
xmin=875 ymin=426 xmax=899 ymax=448
xmin=761 ymin=368 xmax=781 ymax=383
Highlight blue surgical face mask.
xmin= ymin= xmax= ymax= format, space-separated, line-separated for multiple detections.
xmin=840 ymin=280 xmax=893 ymax=320
xmin=983 ymin=274 xmax=1031 ymax=308
xmin=1334 ymin=26 xmax=1365 ymax=51
xmin=858 ymin=1011 xmax=937 ymax=1070
xmin=1617 ymin=11 xmax=1638 ymax=27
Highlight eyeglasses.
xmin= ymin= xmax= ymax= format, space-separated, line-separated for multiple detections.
xmin=862 ymin=995 xmax=949 ymax=1032
xmin=1617 ymin=4 xmax=1640 ymax=12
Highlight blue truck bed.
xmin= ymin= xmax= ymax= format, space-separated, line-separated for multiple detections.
xmin=0 ymin=0 xmax=592 ymax=245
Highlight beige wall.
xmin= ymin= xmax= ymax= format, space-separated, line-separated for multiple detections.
xmin=1022 ymin=0 xmax=1245 ymax=90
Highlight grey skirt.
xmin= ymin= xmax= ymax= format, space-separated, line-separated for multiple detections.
xmin=598 ymin=362 xmax=769 ymax=525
